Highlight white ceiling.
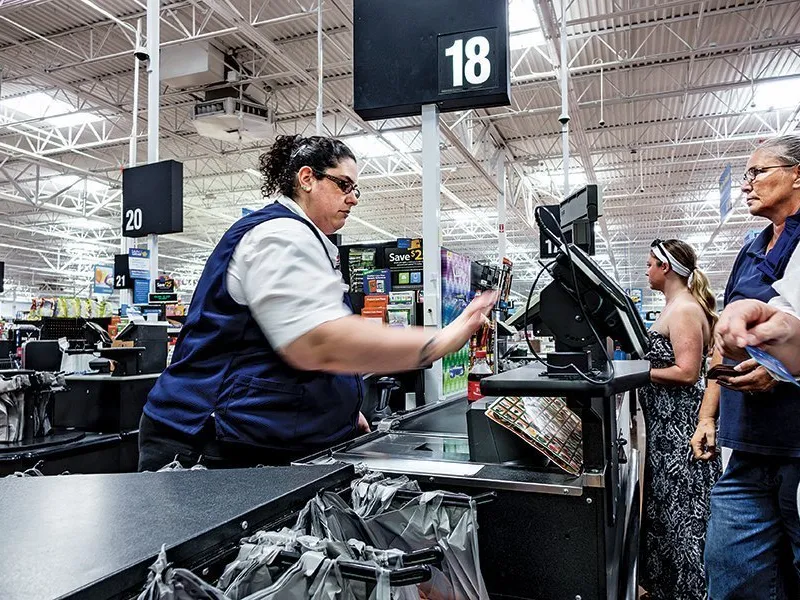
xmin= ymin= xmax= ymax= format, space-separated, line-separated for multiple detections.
xmin=0 ymin=0 xmax=798 ymax=310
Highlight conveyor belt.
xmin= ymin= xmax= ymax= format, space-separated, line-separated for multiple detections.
xmin=396 ymin=397 xmax=468 ymax=434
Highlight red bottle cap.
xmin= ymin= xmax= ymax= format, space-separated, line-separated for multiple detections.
xmin=475 ymin=350 xmax=487 ymax=358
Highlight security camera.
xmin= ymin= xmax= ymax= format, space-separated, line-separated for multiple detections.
xmin=598 ymin=119 xmax=606 ymax=126
xmin=133 ymin=45 xmax=149 ymax=62
xmin=558 ymin=114 xmax=570 ymax=125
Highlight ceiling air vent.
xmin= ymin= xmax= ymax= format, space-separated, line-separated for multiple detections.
xmin=192 ymin=98 xmax=275 ymax=143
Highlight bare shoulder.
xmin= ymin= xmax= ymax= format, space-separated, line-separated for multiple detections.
xmin=672 ymin=297 xmax=706 ymax=320
xmin=662 ymin=297 xmax=705 ymax=332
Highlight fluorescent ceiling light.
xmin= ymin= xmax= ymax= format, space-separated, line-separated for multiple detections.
xmin=508 ymin=0 xmax=545 ymax=49
xmin=527 ymin=171 xmax=588 ymax=193
xmin=245 ymin=168 xmax=262 ymax=177
xmin=749 ymin=77 xmax=800 ymax=111
xmin=345 ymin=135 xmax=392 ymax=159
xmin=382 ymin=132 xmax=419 ymax=155
xmin=60 ymin=217 xmax=109 ymax=231
xmin=511 ymin=31 xmax=546 ymax=50
xmin=0 ymin=92 xmax=102 ymax=128
xmin=46 ymin=175 xmax=109 ymax=195
xmin=64 ymin=241 xmax=102 ymax=255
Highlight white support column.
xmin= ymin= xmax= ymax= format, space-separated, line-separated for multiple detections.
xmin=315 ymin=0 xmax=323 ymax=135
xmin=496 ymin=155 xmax=506 ymax=263
xmin=120 ymin=19 xmax=142 ymax=309
xmin=146 ymin=0 xmax=160 ymax=288
xmin=559 ymin=0 xmax=570 ymax=196
xmin=421 ymin=103 xmax=442 ymax=404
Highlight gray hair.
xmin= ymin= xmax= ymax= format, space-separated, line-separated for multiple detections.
xmin=757 ymin=135 xmax=800 ymax=165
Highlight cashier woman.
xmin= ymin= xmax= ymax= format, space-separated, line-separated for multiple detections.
xmin=138 ymin=135 xmax=496 ymax=470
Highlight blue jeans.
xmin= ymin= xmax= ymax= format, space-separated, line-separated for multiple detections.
xmin=705 ymin=451 xmax=800 ymax=599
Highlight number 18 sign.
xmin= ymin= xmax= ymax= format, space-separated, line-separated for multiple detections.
xmin=438 ymin=28 xmax=499 ymax=94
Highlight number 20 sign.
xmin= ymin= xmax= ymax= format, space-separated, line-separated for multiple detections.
xmin=438 ymin=28 xmax=499 ymax=94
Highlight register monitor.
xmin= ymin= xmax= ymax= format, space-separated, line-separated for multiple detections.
xmin=535 ymin=206 xmax=648 ymax=367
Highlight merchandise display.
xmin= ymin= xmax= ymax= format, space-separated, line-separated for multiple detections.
xmin=25 ymin=297 xmax=113 ymax=320
xmin=362 ymin=269 xmax=391 ymax=294
xmin=348 ymin=248 xmax=376 ymax=294
xmin=485 ymin=396 xmax=583 ymax=476
xmin=441 ymin=249 xmax=472 ymax=395
xmin=467 ymin=350 xmax=492 ymax=402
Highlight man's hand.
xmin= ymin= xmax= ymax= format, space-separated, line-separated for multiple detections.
xmin=716 ymin=299 xmax=794 ymax=358
xmin=357 ymin=412 xmax=371 ymax=434
xmin=690 ymin=417 xmax=717 ymax=460
xmin=718 ymin=359 xmax=779 ymax=393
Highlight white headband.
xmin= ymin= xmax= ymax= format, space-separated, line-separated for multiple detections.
xmin=652 ymin=243 xmax=693 ymax=278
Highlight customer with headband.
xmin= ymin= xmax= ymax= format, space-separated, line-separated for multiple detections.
xmin=638 ymin=238 xmax=721 ymax=600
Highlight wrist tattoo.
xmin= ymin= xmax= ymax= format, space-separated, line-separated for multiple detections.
xmin=419 ymin=336 xmax=437 ymax=366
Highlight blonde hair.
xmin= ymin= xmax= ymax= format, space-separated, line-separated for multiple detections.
xmin=655 ymin=239 xmax=719 ymax=338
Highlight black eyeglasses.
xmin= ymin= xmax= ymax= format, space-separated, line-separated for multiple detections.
xmin=742 ymin=164 xmax=798 ymax=184
xmin=313 ymin=169 xmax=360 ymax=199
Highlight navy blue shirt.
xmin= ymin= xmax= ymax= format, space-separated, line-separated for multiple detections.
xmin=718 ymin=213 xmax=800 ymax=457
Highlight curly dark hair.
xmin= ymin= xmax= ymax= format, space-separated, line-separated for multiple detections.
xmin=259 ymin=135 xmax=356 ymax=199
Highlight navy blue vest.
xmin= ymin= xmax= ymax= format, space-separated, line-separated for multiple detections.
xmin=144 ymin=202 xmax=362 ymax=451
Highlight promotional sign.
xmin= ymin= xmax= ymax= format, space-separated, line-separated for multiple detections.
xmin=128 ymin=248 xmax=150 ymax=279
xmin=133 ymin=278 xmax=150 ymax=305
xmin=348 ymin=247 xmax=376 ymax=293
xmin=93 ymin=264 xmax=114 ymax=295
xmin=441 ymin=249 xmax=472 ymax=396
xmin=155 ymin=277 xmax=176 ymax=293
xmin=363 ymin=269 xmax=392 ymax=294
xmin=384 ymin=241 xmax=423 ymax=271
xmin=719 ymin=163 xmax=733 ymax=223
xmin=384 ymin=239 xmax=423 ymax=291
xmin=628 ymin=288 xmax=644 ymax=316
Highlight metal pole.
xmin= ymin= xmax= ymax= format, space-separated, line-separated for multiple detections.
xmin=559 ymin=0 xmax=570 ymax=196
xmin=496 ymin=155 xmax=506 ymax=263
xmin=494 ymin=155 xmax=505 ymax=375
xmin=315 ymin=0 xmax=323 ymax=135
xmin=421 ymin=103 xmax=442 ymax=404
xmin=146 ymin=0 xmax=159 ymax=289
xmin=120 ymin=18 xmax=142 ymax=308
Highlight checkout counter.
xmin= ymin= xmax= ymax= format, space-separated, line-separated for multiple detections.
xmin=0 ymin=322 xmax=167 ymax=475
xmin=1 ymin=372 xmax=644 ymax=600
xmin=1 ymin=203 xmax=653 ymax=599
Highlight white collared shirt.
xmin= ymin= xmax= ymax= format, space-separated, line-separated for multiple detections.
xmin=770 ymin=244 xmax=800 ymax=317
xmin=227 ymin=196 xmax=350 ymax=350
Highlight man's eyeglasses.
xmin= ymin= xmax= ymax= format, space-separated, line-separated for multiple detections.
xmin=313 ymin=169 xmax=360 ymax=199
xmin=742 ymin=164 xmax=797 ymax=184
